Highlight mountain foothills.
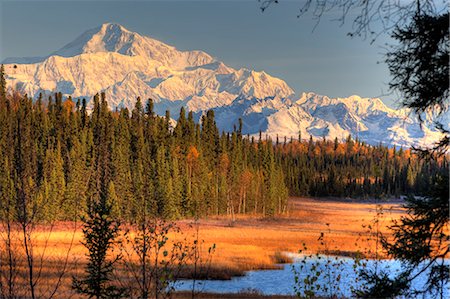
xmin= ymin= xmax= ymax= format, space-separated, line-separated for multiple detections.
xmin=2 ymin=23 xmax=447 ymax=148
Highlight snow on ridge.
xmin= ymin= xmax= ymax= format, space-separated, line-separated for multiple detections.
xmin=3 ymin=23 xmax=445 ymax=148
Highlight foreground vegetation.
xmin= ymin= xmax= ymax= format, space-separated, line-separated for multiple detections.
xmin=0 ymin=197 xmax=404 ymax=298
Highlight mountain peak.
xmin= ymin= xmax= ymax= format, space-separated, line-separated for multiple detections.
xmin=51 ymin=22 xmax=142 ymax=58
xmin=47 ymin=23 xmax=216 ymax=69
xmin=100 ymin=22 xmax=129 ymax=33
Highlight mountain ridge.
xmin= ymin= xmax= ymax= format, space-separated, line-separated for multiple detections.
xmin=3 ymin=23 xmax=445 ymax=147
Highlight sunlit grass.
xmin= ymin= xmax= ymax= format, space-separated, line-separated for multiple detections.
xmin=1 ymin=197 xmax=405 ymax=298
xmin=24 ymin=197 xmax=404 ymax=268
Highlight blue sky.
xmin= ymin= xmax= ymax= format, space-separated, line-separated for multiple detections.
xmin=0 ymin=0 xmax=397 ymax=106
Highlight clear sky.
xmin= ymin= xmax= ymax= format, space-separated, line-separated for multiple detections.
xmin=0 ymin=0 xmax=398 ymax=107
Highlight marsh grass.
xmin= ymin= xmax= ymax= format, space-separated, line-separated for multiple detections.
xmin=0 ymin=198 xmax=404 ymax=298
xmin=272 ymin=251 xmax=294 ymax=264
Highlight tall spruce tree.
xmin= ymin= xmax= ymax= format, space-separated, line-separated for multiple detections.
xmin=72 ymin=186 xmax=126 ymax=299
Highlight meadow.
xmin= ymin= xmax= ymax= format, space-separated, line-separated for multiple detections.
xmin=1 ymin=197 xmax=405 ymax=298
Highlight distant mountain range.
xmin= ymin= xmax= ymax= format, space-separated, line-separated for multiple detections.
xmin=3 ymin=23 xmax=446 ymax=147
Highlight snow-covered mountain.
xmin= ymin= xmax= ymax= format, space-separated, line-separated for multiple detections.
xmin=2 ymin=23 xmax=446 ymax=147
xmin=3 ymin=23 xmax=293 ymax=112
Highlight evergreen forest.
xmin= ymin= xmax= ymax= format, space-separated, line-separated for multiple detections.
xmin=0 ymin=84 xmax=447 ymax=221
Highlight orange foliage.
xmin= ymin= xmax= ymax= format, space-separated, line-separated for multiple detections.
xmin=186 ymin=145 xmax=200 ymax=165
xmin=313 ymin=145 xmax=321 ymax=156
xmin=323 ymin=142 xmax=334 ymax=156
xmin=388 ymin=148 xmax=395 ymax=159
xmin=111 ymin=110 xmax=120 ymax=119
xmin=218 ymin=153 xmax=230 ymax=175
xmin=404 ymin=149 xmax=411 ymax=159
xmin=63 ymin=98 xmax=75 ymax=116
xmin=335 ymin=143 xmax=346 ymax=156
xmin=240 ymin=169 xmax=253 ymax=188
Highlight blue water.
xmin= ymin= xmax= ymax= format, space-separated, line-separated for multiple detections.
xmin=174 ymin=254 xmax=449 ymax=298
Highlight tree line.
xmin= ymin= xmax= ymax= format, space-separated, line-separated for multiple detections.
xmin=276 ymin=134 xmax=446 ymax=198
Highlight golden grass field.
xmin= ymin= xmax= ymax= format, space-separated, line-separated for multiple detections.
xmin=178 ymin=197 xmax=404 ymax=271
xmin=1 ymin=197 xmax=405 ymax=298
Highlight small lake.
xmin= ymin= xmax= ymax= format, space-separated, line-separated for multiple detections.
xmin=174 ymin=254 xmax=449 ymax=298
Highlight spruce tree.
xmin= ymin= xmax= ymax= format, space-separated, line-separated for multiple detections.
xmin=72 ymin=188 xmax=126 ymax=299
xmin=65 ymin=134 xmax=90 ymax=220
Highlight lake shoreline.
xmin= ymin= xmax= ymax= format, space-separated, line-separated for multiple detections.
xmin=173 ymin=255 xmax=449 ymax=298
